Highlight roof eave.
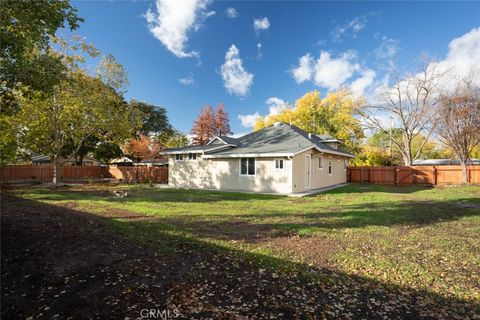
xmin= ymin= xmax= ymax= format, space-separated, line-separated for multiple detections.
xmin=159 ymin=144 xmax=237 ymax=155
xmin=202 ymin=152 xmax=294 ymax=159
xmin=292 ymin=146 xmax=355 ymax=158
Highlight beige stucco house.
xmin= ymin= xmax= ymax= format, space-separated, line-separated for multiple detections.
xmin=160 ymin=123 xmax=354 ymax=195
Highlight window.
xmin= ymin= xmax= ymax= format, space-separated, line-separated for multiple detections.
xmin=318 ymin=156 xmax=323 ymax=169
xmin=175 ymin=154 xmax=184 ymax=161
xmin=240 ymin=158 xmax=255 ymax=176
xmin=188 ymin=153 xmax=197 ymax=160
xmin=275 ymin=159 xmax=284 ymax=170
xmin=328 ymin=158 xmax=333 ymax=175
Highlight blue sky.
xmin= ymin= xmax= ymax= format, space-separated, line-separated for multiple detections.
xmin=71 ymin=0 xmax=480 ymax=136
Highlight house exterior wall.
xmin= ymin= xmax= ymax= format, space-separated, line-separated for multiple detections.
xmin=168 ymin=156 xmax=292 ymax=194
xmin=292 ymin=149 xmax=349 ymax=193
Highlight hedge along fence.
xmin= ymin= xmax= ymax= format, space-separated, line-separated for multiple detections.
xmin=347 ymin=165 xmax=480 ymax=185
xmin=0 ymin=164 xmax=168 ymax=185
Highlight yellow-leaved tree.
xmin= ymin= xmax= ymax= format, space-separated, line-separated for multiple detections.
xmin=254 ymin=90 xmax=365 ymax=153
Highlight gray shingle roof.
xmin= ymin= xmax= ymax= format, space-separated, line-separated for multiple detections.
xmin=161 ymin=123 xmax=355 ymax=158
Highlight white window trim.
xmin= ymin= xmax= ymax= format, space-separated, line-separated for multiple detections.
xmin=328 ymin=157 xmax=333 ymax=176
xmin=239 ymin=157 xmax=256 ymax=176
xmin=175 ymin=154 xmax=185 ymax=161
xmin=274 ymin=158 xmax=285 ymax=171
xmin=188 ymin=153 xmax=197 ymax=161
xmin=318 ymin=156 xmax=324 ymax=169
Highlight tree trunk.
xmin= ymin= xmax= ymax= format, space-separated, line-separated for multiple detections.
xmin=461 ymin=160 xmax=468 ymax=184
xmin=52 ymin=157 xmax=63 ymax=184
xmin=77 ymin=154 xmax=84 ymax=166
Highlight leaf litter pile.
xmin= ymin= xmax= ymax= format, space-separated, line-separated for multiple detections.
xmin=1 ymin=192 xmax=478 ymax=319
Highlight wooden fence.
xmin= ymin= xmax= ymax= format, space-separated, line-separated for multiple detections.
xmin=0 ymin=164 xmax=168 ymax=185
xmin=348 ymin=165 xmax=480 ymax=185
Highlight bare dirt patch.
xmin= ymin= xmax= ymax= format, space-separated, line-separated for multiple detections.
xmin=264 ymin=235 xmax=341 ymax=268
xmin=2 ymin=192 xmax=478 ymax=319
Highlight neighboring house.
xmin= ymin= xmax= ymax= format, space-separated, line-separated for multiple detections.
xmin=137 ymin=158 xmax=169 ymax=167
xmin=27 ymin=154 xmax=101 ymax=166
xmin=160 ymin=122 xmax=355 ymax=195
xmin=412 ymin=159 xmax=480 ymax=165
xmin=110 ymin=156 xmax=134 ymax=166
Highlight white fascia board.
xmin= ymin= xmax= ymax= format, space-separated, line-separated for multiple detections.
xmin=202 ymin=153 xmax=294 ymax=159
xmin=291 ymin=145 xmax=354 ymax=158
xmin=312 ymin=146 xmax=355 ymax=158
xmin=206 ymin=136 xmax=223 ymax=146
xmin=204 ymin=144 xmax=236 ymax=152
xmin=159 ymin=150 xmax=204 ymax=155
xmin=159 ymin=144 xmax=236 ymax=155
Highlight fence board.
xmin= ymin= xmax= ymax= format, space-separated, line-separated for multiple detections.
xmin=0 ymin=165 xmax=168 ymax=185
xmin=348 ymin=165 xmax=479 ymax=185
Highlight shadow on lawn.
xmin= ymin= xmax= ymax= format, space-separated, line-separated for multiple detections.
xmin=321 ymin=183 xmax=434 ymax=195
xmin=24 ymin=185 xmax=284 ymax=203
xmin=2 ymin=193 xmax=479 ymax=319
xmin=120 ymin=196 xmax=480 ymax=242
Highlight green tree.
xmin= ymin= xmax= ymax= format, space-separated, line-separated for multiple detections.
xmin=157 ymin=130 xmax=189 ymax=148
xmin=16 ymin=69 xmax=138 ymax=183
xmin=129 ymin=100 xmax=172 ymax=136
xmin=255 ymin=90 xmax=365 ymax=153
xmin=93 ymin=142 xmax=123 ymax=164
xmin=96 ymin=54 xmax=129 ymax=94
xmin=0 ymin=0 xmax=83 ymax=165
xmin=350 ymin=146 xmax=390 ymax=166
xmin=0 ymin=0 xmax=82 ymax=93
xmin=368 ymin=129 xmax=449 ymax=165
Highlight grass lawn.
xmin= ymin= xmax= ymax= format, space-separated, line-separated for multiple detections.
xmin=3 ymin=183 xmax=479 ymax=319
xmin=15 ymin=183 xmax=480 ymax=304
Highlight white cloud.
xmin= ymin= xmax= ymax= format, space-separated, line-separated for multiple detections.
xmin=238 ymin=112 xmax=260 ymax=128
xmin=433 ymin=26 xmax=480 ymax=87
xmin=374 ymin=35 xmax=399 ymax=61
xmin=313 ymin=51 xmax=360 ymax=90
xmin=220 ymin=45 xmax=254 ymax=96
xmin=253 ymin=17 xmax=270 ymax=33
xmin=291 ymin=50 xmax=377 ymax=94
xmin=291 ymin=53 xmax=314 ymax=83
xmin=256 ymin=42 xmax=263 ymax=59
xmin=366 ymin=28 xmax=480 ymax=108
xmin=350 ymin=69 xmax=376 ymax=96
xmin=178 ymin=75 xmax=194 ymax=85
xmin=238 ymin=97 xmax=290 ymax=128
xmin=331 ymin=15 xmax=368 ymax=42
xmin=144 ymin=0 xmax=213 ymax=58
xmin=225 ymin=7 xmax=238 ymax=18
xmin=266 ymin=97 xmax=290 ymax=116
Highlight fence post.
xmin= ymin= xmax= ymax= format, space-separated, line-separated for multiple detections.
xmin=361 ymin=167 xmax=364 ymax=183
xmin=394 ymin=166 xmax=397 ymax=186
xmin=136 ymin=166 xmax=139 ymax=183
xmin=433 ymin=166 xmax=437 ymax=185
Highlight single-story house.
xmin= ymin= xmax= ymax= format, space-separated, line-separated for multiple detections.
xmin=160 ymin=122 xmax=355 ymax=195
xmin=109 ymin=156 xmax=134 ymax=166
xmin=137 ymin=158 xmax=169 ymax=167
xmin=26 ymin=154 xmax=101 ymax=166
xmin=412 ymin=159 xmax=480 ymax=165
